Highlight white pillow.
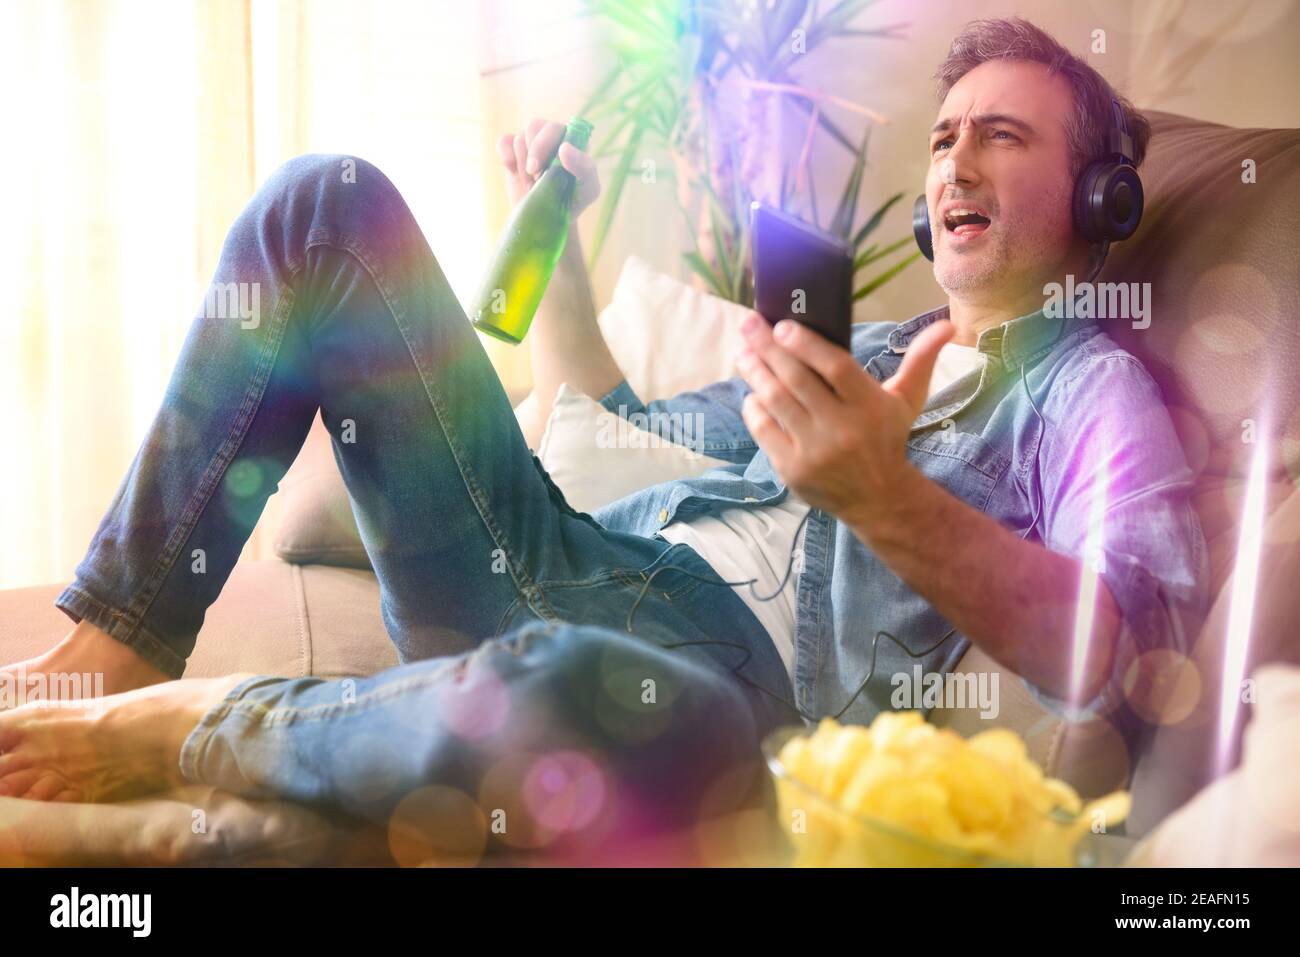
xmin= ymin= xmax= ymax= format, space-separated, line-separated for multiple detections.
xmin=597 ymin=254 xmax=751 ymax=401
xmin=512 ymin=390 xmax=544 ymax=450
xmin=537 ymin=383 xmax=730 ymax=514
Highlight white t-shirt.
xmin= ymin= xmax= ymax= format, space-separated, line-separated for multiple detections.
xmin=659 ymin=340 xmax=986 ymax=678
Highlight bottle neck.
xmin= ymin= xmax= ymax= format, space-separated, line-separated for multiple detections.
xmin=550 ymin=120 xmax=591 ymax=170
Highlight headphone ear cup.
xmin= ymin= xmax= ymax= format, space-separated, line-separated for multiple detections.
xmin=1073 ymin=161 xmax=1110 ymax=242
xmin=912 ymin=194 xmax=934 ymax=261
xmin=1074 ymin=162 xmax=1144 ymax=242
xmin=1104 ymin=164 xmax=1143 ymax=241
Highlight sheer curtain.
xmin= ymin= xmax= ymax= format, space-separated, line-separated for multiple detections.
xmin=0 ymin=0 xmax=486 ymax=590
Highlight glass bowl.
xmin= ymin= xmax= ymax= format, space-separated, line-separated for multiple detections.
xmin=762 ymin=724 xmax=1127 ymax=868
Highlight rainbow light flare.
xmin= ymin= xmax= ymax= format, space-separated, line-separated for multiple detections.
xmin=1216 ymin=428 xmax=1270 ymax=774
xmin=1069 ymin=446 xmax=1110 ymax=707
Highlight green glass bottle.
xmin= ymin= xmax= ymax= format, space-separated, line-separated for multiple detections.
xmin=470 ymin=117 xmax=594 ymax=344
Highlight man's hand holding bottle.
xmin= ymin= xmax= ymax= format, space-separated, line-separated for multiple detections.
xmin=496 ymin=118 xmax=600 ymax=214
xmin=471 ymin=116 xmax=594 ymax=344
xmin=484 ymin=116 xmax=624 ymax=446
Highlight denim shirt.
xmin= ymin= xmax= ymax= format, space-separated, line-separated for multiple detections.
xmin=591 ymin=304 xmax=1210 ymax=735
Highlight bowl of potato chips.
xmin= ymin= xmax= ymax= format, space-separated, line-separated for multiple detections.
xmin=763 ymin=712 xmax=1131 ymax=867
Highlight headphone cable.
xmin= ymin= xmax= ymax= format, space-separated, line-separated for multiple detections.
xmin=624 ymin=355 xmax=1049 ymax=725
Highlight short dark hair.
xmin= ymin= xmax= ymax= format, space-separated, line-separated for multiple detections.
xmin=935 ymin=17 xmax=1151 ymax=179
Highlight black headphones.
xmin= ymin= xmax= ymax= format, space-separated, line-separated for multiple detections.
xmin=912 ymin=97 xmax=1143 ymax=261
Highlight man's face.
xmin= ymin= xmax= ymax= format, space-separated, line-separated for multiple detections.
xmin=927 ymin=59 xmax=1084 ymax=304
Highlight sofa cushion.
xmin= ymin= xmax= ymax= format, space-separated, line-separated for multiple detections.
xmin=0 ymin=560 xmax=315 ymax=679
xmin=1101 ymin=111 xmax=1300 ymax=472
xmin=272 ymin=415 xmax=373 ymax=569
xmin=1124 ymin=663 xmax=1300 ymax=866
xmin=274 ymin=396 xmax=534 ymax=569
xmin=1127 ymin=483 xmax=1300 ymax=832
xmin=1099 ymin=111 xmax=1300 ymax=588
xmin=1095 ymin=111 xmax=1300 ymax=825
xmin=596 ymin=254 xmax=752 ymax=401
xmin=0 ymin=785 xmax=393 ymax=867
xmin=536 ymin=383 xmax=731 ymax=514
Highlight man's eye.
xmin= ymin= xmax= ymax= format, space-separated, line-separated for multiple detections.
xmin=932 ymin=139 xmax=952 ymax=152
xmin=992 ymin=129 xmax=1018 ymax=141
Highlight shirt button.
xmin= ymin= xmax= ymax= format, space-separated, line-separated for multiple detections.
xmin=658 ymin=508 xmax=669 ymax=523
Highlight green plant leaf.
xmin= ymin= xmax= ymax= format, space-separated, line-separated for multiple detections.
xmin=804 ymin=0 xmax=883 ymax=50
xmin=587 ymin=122 xmax=646 ymax=267
xmin=787 ymin=94 xmax=856 ymax=153
xmin=852 ymin=234 xmax=911 ymax=272
xmin=683 ymin=250 xmax=731 ymax=298
xmin=696 ymin=4 xmax=758 ymax=43
xmin=586 ymin=0 xmax=677 ymax=47
xmin=731 ymin=213 xmax=752 ymax=303
xmin=771 ymin=0 xmax=890 ymax=72
xmin=694 ymin=104 xmax=738 ymax=237
xmin=586 ymin=71 xmax=663 ymax=126
xmin=829 ymin=127 xmax=870 ymax=239
xmin=765 ymin=0 xmax=810 ymax=61
xmin=711 ymin=199 xmax=734 ymax=293
xmin=700 ymin=176 xmax=733 ymax=234
xmin=706 ymin=0 xmax=767 ymax=72
xmin=578 ymin=0 xmax=913 ymax=292
xmin=853 ymin=249 xmax=922 ymax=300
xmin=837 ymin=22 xmax=909 ymax=39
xmin=850 ymin=191 xmax=904 ymax=248
xmin=806 ymin=161 xmax=819 ymax=228
xmin=589 ymin=76 xmax=668 ymax=160
xmin=577 ymin=63 xmax=626 ymax=120
xmin=726 ymin=137 xmax=749 ymax=242
xmin=706 ymin=38 xmax=742 ymax=81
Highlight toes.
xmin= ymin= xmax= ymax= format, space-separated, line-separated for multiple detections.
xmin=0 ymin=751 xmax=31 ymax=778
xmin=25 ymin=776 xmax=69 ymax=802
xmin=52 ymin=789 xmax=83 ymax=803
xmin=0 ymin=768 xmax=42 ymax=798
xmin=0 ymin=720 xmax=21 ymax=752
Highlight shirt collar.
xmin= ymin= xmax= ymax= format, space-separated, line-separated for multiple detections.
xmin=887 ymin=302 xmax=1086 ymax=372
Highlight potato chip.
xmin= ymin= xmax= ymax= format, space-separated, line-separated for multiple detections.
xmin=772 ymin=711 xmax=1129 ymax=867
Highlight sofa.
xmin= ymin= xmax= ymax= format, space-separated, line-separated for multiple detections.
xmin=2 ymin=109 xmax=1297 ymax=866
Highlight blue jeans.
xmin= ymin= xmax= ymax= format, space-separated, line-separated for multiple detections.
xmin=56 ymin=155 xmax=797 ymax=844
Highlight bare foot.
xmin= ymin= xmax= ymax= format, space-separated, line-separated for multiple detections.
xmin=1 ymin=620 xmax=172 ymax=712
xmin=0 ymin=673 xmax=250 ymax=802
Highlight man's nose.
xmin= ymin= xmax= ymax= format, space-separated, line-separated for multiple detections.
xmin=943 ymin=129 xmax=983 ymax=187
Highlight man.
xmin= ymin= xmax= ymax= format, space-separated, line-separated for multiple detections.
xmin=0 ymin=18 xmax=1206 ymax=849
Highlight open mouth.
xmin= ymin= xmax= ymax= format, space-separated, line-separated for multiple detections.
xmin=943 ymin=208 xmax=992 ymax=239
